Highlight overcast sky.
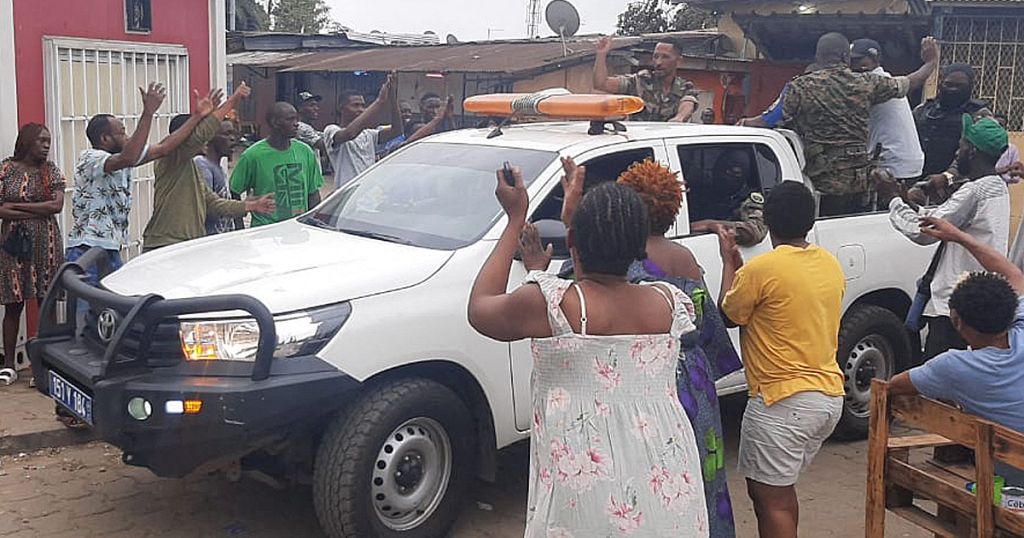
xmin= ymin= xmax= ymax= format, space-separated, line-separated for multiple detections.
xmin=324 ymin=0 xmax=629 ymax=41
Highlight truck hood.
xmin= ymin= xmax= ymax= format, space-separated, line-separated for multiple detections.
xmin=102 ymin=220 xmax=454 ymax=313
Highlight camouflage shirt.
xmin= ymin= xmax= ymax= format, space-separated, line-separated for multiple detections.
xmin=617 ymin=70 xmax=700 ymax=122
xmin=780 ymin=65 xmax=910 ymax=195
xmin=690 ymin=191 xmax=767 ymax=247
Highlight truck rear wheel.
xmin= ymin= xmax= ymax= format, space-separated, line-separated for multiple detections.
xmin=314 ymin=378 xmax=475 ymax=538
xmin=832 ymin=304 xmax=911 ymax=440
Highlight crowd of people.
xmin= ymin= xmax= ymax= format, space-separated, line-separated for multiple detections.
xmin=0 ymin=25 xmax=1022 ymax=537
xmin=464 ymin=31 xmax=1024 ymax=538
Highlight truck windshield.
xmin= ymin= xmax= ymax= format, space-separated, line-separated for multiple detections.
xmin=301 ymin=142 xmax=558 ymax=250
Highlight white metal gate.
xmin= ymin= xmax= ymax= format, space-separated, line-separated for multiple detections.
xmin=43 ymin=37 xmax=190 ymax=258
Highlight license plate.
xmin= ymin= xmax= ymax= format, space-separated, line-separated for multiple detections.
xmin=49 ymin=370 xmax=93 ymax=425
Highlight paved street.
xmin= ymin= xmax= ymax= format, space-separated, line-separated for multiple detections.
xmin=0 ymin=390 xmax=931 ymax=538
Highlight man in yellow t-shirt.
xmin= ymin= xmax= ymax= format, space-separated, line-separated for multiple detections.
xmin=718 ymin=181 xmax=846 ymax=538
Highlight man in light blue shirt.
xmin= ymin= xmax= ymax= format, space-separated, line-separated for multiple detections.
xmin=890 ymin=216 xmax=1024 ymax=433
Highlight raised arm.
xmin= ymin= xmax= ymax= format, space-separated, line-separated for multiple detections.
xmin=378 ymin=73 xmax=405 ymax=143
xmin=213 ymin=82 xmax=251 ymax=122
xmin=331 ymin=75 xmax=395 ymax=146
xmin=404 ymin=97 xmax=455 ymax=145
xmin=906 ymin=37 xmax=939 ymax=92
xmin=141 ymin=89 xmax=224 ymax=163
xmin=921 ymin=216 xmax=1024 ymax=293
xmin=593 ymin=37 xmax=623 ymax=94
xmin=104 ymin=83 xmax=166 ymax=173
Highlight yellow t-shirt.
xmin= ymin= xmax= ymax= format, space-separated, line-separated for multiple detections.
xmin=721 ymin=244 xmax=846 ymax=405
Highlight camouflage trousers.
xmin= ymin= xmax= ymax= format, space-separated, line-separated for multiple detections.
xmin=812 ymin=166 xmax=874 ymax=217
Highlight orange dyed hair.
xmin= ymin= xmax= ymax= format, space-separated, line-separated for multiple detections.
xmin=616 ymin=159 xmax=682 ymax=235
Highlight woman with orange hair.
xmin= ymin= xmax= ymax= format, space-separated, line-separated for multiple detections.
xmin=618 ymin=159 xmax=741 ymax=538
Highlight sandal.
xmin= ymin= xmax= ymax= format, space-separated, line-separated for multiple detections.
xmin=0 ymin=368 xmax=17 ymax=386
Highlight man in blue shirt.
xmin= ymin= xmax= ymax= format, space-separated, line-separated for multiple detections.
xmin=890 ymin=215 xmax=1024 ymax=435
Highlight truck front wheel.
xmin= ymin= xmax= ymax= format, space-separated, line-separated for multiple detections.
xmin=832 ymin=304 xmax=911 ymax=440
xmin=314 ymin=378 xmax=476 ymax=538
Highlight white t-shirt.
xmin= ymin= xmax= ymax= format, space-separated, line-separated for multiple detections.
xmin=889 ymin=175 xmax=1009 ymax=316
xmin=869 ymin=67 xmax=925 ymax=179
xmin=323 ymin=125 xmax=381 ymax=189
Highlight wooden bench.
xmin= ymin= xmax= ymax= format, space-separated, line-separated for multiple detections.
xmin=866 ymin=379 xmax=1024 ymax=537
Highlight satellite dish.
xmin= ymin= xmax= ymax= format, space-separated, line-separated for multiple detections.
xmin=446 ymin=34 xmax=459 ymax=45
xmin=546 ymin=0 xmax=581 ymax=38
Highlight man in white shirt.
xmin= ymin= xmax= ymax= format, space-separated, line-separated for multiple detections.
xmin=851 ymin=39 xmax=925 ymax=183
xmin=876 ymin=114 xmax=1010 ymax=359
xmin=323 ymin=73 xmax=404 ymax=189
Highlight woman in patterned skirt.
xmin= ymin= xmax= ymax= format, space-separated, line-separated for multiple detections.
xmin=0 ymin=124 xmax=65 ymax=385
xmin=469 ymin=160 xmax=708 ymax=537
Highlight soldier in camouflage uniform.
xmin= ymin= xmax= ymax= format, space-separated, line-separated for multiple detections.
xmin=689 ymin=149 xmax=768 ymax=246
xmin=594 ymin=36 xmax=701 ymax=122
xmin=778 ymin=33 xmax=938 ymax=217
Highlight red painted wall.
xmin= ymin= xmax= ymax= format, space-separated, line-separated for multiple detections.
xmin=13 ymin=0 xmax=212 ymax=124
xmin=746 ymin=61 xmax=806 ymax=116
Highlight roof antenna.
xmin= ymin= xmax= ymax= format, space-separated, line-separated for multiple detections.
xmin=487 ymin=116 xmax=515 ymax=139
xmin=546 ymin=0 xmax=581 ymax=57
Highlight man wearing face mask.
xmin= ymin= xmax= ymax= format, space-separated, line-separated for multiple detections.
xmin=915 ymin=64 xmax=989 ymax=178
xmin=876 ymin=114 xmax=1010 ymax=358
xmin=689 ymin=149 xmax=768 ymax=247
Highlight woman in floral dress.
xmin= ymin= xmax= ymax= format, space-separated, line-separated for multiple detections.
xmin=618 ymin=160 xmax=741 ymax=537
xmin=0 ymin=124 xmax=65 ymax=385
xmin=469 ymin=159 xmax=708 ymax=537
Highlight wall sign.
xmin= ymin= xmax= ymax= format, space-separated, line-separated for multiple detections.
xmin=125 ymin=0 xmax=152 ymax=34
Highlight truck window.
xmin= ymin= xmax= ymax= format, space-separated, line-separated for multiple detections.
xmin=677 ymin=143 xmax=781 ymax=226
xmin=531 ymin=147 xmax=656 ymax=222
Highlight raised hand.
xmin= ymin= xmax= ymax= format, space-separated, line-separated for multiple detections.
xmin=378 ymin=73 xmax=396 ymax=102
xmin=920 ymin=36 xmax=939 ymax=64
xmin=518 ymin=222 xmax=553 ymax=271
xmin=596 ymin=36 xmax=613 ymax=55
xmin=231 ymin=81 xmax=252 ymax=101
xmin=194 ymin=88 xmax=225 ymax=117
xmin=715 ymin=226 xmax=742 ymax=267
xmin=559 ymin=156 xmax=585 ymax=225
xmin=496 ymin=165 xmax=528 ymax=223
xmin=140 ymin=82 xmax=167 ymax=115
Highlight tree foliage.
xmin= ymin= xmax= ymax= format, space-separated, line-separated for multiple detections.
xmin=231 ymin=0 xmax=270 ymax=32
xmin=616 ymin=0 xmax=715 ymax=36
xmin=271 ymin=0 xmax=335 ymax=34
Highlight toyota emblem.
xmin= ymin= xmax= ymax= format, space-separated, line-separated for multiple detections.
xmin=96 ymin=309 xmax=119 ymax=343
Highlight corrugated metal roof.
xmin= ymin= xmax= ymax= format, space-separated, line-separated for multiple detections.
xmin=278 ymin=34 xmax=727 ymax=74
xmin=226 ymin=51 xmax=320 ymax=68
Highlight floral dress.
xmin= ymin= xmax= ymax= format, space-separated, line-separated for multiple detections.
xmin=524 ymin=271 xmax=709 ymax=538
xmin=630 ymin=259 xmax=742 ymax=538
xmin=0 ymin=160 xmax=65 ymax=305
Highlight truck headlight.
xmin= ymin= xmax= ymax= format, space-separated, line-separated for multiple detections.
xmin=180 ymin=303 xmax=352 ymax=362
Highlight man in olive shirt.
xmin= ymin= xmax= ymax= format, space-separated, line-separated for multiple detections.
xmin=142 ymin=84 xmax=275 ymax=252
xmin=593 ymin=36 xmax=700 ymax=122
xmin=231 ymin=102 xmax=323 ymax=226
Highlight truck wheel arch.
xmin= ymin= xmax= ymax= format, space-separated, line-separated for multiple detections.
xmin=363 ymin=360 xmax=498 ymax=483
xmin=846 ymin=288 xmax=919 ymax=368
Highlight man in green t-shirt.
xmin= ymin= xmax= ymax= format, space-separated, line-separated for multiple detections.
xmin=230 ymin=102 xmax=324 ymax=227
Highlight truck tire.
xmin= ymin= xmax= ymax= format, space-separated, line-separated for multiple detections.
xmin=314 ymin=378 xmax=476 ymax=538
xmin=832 ymin=305 xmax=911 ymax=440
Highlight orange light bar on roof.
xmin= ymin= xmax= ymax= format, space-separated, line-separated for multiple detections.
xmin=464 ymin=92 xmax=645 ymax=119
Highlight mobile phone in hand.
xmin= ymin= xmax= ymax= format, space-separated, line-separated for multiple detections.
xmin=502 ymin=162 xmax=516 ymax=187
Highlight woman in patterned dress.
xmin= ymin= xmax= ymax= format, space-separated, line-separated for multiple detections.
xmin=469 ymin=160 xmax=708 ymax=537
xmin=0 ymin=124 xmax=65 ymax=385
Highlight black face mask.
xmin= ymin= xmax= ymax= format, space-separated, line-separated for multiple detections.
xmin=939 ymin=88 xmax=970 ymax=108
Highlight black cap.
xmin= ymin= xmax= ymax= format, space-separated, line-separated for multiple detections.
xmin=850 ymin=38 xmax=881 ymax=58
xmin=297 ymin=91 xmax=322 ymax=104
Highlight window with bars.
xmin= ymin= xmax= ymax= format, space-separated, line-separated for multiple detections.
xmin=43 ymin=37 xmax=190 ymax=259
xmin=939 ymin=14 xmax=1024 ymax=131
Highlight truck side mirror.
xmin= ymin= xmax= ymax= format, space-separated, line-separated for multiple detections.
xmin=533 ymin=219 xmax=570 ymax=259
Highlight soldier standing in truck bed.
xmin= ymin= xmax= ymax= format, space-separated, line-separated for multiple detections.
xmin=779 ymin=33 xmax=938 ymax=217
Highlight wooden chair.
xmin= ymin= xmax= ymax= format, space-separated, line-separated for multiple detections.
xmin=866 ymin=379 xmax=1024 ymax=537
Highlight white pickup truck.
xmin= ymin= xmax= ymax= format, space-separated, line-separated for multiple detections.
xmin=30 ymin=120 xmax=932 ymax=538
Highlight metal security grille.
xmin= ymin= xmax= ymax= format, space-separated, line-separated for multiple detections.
xmin=43 ymin=37 xmax=190 ymax=258
xmin=939 ymin=14 xmax=1024 ymax=131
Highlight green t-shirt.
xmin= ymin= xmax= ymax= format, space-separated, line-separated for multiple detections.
xmin=229 ymin=139 xmax=323 ymax=227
